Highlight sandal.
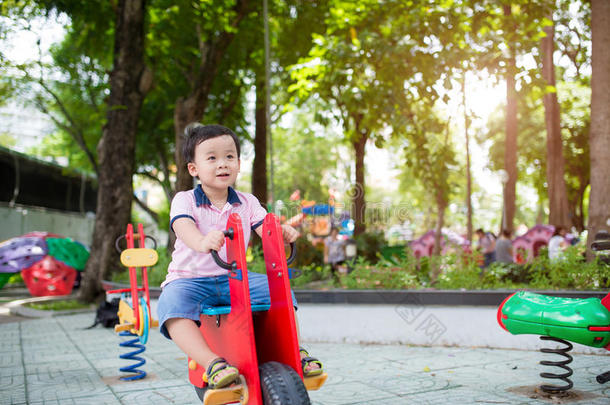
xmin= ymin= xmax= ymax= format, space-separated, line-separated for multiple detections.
xmin=299 ymin=347 xmax=323 ymax=377
xmin=203 ymin=357 xmax=240 ymax=389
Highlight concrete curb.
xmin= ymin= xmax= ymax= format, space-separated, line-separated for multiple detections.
xmin=4 ymin=295 xmax=95 ymax=318
xmin=100 ymin=280 xmax=608 ymax=306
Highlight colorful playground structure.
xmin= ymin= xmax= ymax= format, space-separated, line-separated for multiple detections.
xmin=188 ymin=213 xmax=326 ymax=404
xmin=511 ymin=224 xmax=575 ymax=263
xmin=408 ymin=229 xmax=471 ymax=258
xmin=497 ymin=232 xmax=610 ymax=393
xmin=409 ymin=224 xmax=577 ymax=263
xmin=106 ymin=223 xmax=159 ymax=381
xmin=0 ymin=232 xmax=89 ymax=296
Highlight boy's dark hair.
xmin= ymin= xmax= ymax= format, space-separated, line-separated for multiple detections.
xmin=501 ymin=229 xmax=511 ymax=238
xmin=183 ymin=124 xmax=241 ymax=164
xmin=475 ymin=228 xmax=484 ymax=235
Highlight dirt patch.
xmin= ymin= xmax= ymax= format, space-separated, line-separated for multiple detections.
xmin=102 ymin=373 xmax=158 ymax=386
xmin=507 ymin=385 xmax=600 ymax=403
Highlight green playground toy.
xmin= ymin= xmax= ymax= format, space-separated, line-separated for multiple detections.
xmin=497 ymin=232 xmax=610 ymax=393
xmin=46 ymin=237 xmax=90 ymax=271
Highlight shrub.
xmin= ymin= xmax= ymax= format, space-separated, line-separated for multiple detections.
xmin=354 ymin=230 xmax=387 ymax=263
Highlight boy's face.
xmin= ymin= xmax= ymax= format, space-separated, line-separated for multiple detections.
xmin=187 ymin=134 xmax=240 ymax=193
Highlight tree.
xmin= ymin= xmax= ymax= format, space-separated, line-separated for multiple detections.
xmin=540 ymin=9 xmax=571 ymax=228
xmin=401 ymin=110 xmax=458 ymax=282
xmin=290 ymin=0 xmax=458 ymax=236
xmin=501 ymin=4 xmax=518 ymax=235
xmin=168 ymin=0 xmax=252 ymax=194
xmin=251 ymin=0 xmax=330 ymax=207
xmin=80 ymin=0 xmax=149 ymax=301
xmin=587 ymin=0 xmax=610 ymax=259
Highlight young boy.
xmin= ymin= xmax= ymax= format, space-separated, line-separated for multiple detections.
xmin=157 ymin=124 xmax=322 ymax=389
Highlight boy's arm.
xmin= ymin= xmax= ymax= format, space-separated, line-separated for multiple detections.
xmin=253 ymin=223 xmax=299 ymax=243
xmin=173 ymin=217 xmax=225 ymax=253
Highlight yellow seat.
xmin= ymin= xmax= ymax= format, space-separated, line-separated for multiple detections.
xmin=120 ymin=248 xmax=158 ymax=267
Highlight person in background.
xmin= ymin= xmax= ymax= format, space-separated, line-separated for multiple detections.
xmin=548 ymin=226 xmax=569 ymax=262
xmin=324 ymin=227 xmax=347 ymax=282
xmin=495 ymin=229 xmax=514 ymax=265
xmin=475 ymin=228 xmax=496 ymax=269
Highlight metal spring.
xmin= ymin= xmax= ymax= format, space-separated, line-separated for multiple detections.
xmin=119 ymin=331 xmax=147 ymax=381
xmin=539 ymin=336 xmax=573 ymax=393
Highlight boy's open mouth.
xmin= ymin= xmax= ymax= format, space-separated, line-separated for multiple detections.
xmin=217 ymin=173 xmax=230 ymax=177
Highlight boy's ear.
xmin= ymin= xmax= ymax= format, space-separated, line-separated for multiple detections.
xmin=187 ymin=162 xmax=198 ymax=177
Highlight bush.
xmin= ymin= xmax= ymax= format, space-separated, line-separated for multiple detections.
xmin=336 ymin=247 xmax=610 ymax=291
xmin=247 ymin=241 xmax=331 ymax=288
xmin=343 ymin=257 xmax=418 ymax=289
xmin=354 ymin=230 xmax=387 ymax=263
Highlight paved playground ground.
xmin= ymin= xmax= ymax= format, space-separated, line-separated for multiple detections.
xmin=2 ymin=312 xmax=610 ymax=404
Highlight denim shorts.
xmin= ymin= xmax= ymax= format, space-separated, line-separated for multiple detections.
xmin=157 ymin=271 xmax=298 ymax=339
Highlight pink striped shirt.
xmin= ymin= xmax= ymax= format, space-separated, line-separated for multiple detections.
xmin=161 ymin=185 xmax=267 ymax=288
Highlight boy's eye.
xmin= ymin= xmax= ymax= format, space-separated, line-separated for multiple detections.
xmin=207 ymin=156 xmax=215 ymax=161
xmin=227 ymin=154 xmax=234 ymax=159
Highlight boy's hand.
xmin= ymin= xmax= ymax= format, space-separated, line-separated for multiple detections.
xmin=200 ymin=230 xmax=225 ymax=253
xmin=281 ymin=224 xmax=299 ymax=244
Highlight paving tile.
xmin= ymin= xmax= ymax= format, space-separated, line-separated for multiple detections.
xmin=27 ymin=395 xmax=121 ymax=405
xmin=2 ymin=313 xmax=610 ymax=404
xmin=0 ymin=374 xmax=26 ymax=405
xmin=117 ymin=385 xmax=203 ymax=404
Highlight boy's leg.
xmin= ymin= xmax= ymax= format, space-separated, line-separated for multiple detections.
xmin=165 ymin=318 xmax=216 ymax=369
xmin=246 ymin=271 xmax=321 ymax=374
xmin=166 ymin=319 xmax=238 ymax=385
xmin=293 ymin=310 xmax=321 ymax=374
xmin=158 ymin=277 xmax=238 ymax=386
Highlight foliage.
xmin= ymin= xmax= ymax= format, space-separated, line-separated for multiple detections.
xmin=271 ymin=107 xmax=340 ymax=203
xmin=343 ymin=256 xmax=419 ymax=289
xmin=242 ymin=242 xmax=331 ymax=289
xmin=335 ymin=246 xmax=610 ymax=291
xmin=354 ymin=230 xmax=386 ymax=264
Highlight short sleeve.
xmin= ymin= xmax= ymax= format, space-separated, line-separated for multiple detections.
xmin=169 ymin=191 xmax=195 ymax=232
xmin=247 ymin=194 xmax=268 ymax=231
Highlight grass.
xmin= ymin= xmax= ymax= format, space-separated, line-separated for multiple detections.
xmin=23 ymin=299 xmax=92 ymax=311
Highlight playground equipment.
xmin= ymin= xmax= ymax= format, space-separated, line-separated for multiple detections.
xmin=497 ymin=232 xmax=610 ymax=393
xmin=0 ymin=232 xmax=89 ymax=295
xmin=187 ymin=212 xmax=327 ymax=405
xmin=106 ymin=223 xmax=159 ymax=380
xmin=409 ymin=229 xmax=471 ymax=259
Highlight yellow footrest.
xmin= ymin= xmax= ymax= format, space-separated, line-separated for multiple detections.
xmin=304 ymin=372 xmax=328 ymax=391
xmin=203 ymin=375 xmax=248 ymax=405
xmin=114 ymin=323 xmax=134 ymax=333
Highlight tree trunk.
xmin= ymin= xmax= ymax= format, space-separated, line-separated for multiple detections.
xmin=79 ymin=0 xmax=147 ymax=302
xmin=252 ymin=69 xmax=268 ymax=206
xmin=541 ymin=16 xmax=571 ymax=228
xmin=174 ymin=96 xmax=202 ymax=192
xmin=587 ymin=0 xmax=610 ymax=260
xmin=351 ymin=130 xmax=368 ymax=237
xmin=172 ymin=0 xmax=250 ymax=194
xmin=462 ymin=74 xmax=473 ymax=243
xmin=502 ymin=5 xmax=517 ymax=235
xmin=430 ymin=194 xmax=447 ymax=284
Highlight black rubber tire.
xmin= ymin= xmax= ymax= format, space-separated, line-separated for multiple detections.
xmin=194 ymin=385 xmax=208 ymax=402
xmin=259 ymin=361 xmax=311 ymax=405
